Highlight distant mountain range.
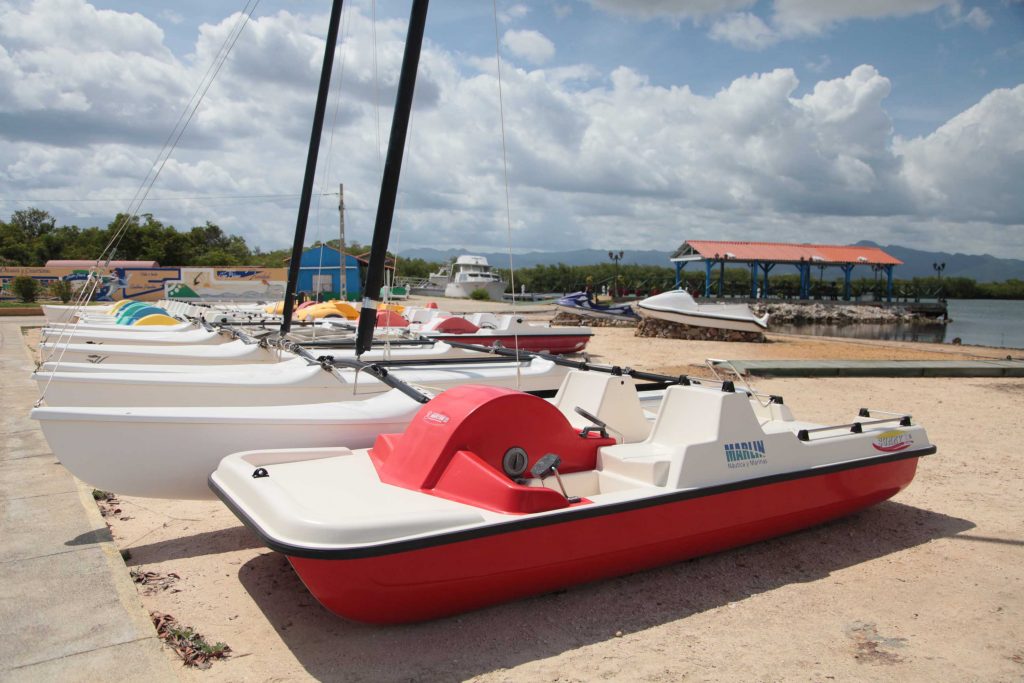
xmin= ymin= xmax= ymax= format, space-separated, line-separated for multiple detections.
xmin=853 ymin=241 xmax=1024 ymax=282
xmin=399 ymin=244 xmax=1024 ymax=283
xmin=399 ymin=248 xmax=673 ymax=268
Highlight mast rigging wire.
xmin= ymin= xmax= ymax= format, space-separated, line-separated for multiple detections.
xmin=492 ymin=0 xmax=521 ymax=389
xmin=36 ymin=0 xmax=260 ymax=400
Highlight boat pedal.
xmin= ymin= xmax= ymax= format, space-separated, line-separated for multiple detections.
xmin=530 ymin=454 xmax=580 ymax=503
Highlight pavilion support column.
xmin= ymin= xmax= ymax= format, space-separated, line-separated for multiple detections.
xmin=760 ymin=262 xmax=775 ymax=299
xmin=750 ymin=261 xmax=758 ymax=299
xmin=717 ymin=261 xmax=725 ymax=298
xmin=674 ymin=261 xmax=683 ymax=289
xmin=841 ymin=264 xmax=855 ymax=301
xmin=886 ymin=265 xmax=894 ymax=303
xmin=704 ymin=260 xmax=712 ymax=298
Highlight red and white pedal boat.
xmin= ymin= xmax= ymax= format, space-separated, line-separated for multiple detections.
xmin=364 ymin=310 xmax=594 ymax=355
xmin=210 ymin=371 xmax=934 ymax=624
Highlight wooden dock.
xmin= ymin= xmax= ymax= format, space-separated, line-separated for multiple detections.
xmin=713 ymin=358 xmax=1024 ymax=378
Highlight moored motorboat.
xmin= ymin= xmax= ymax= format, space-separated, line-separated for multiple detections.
xmin=637 ymin=290 xmax=768 ymax=333
xmin=211 ymin=370 xmax=934 ymax=623
xmin=443 ymin=255 xmax=507 ymax=300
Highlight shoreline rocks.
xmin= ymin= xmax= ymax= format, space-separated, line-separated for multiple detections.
xmin=751 ymin=302 xmax=924 ymax=325
xmin=551 ymin=311 xmax=638 ymax=328
xmin=634 ymin=317 xmax=766 ymax=343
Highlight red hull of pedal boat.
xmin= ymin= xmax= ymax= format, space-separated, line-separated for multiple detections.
xmin=430 ymin=332 xmax=591 ymax=355
xmin=287 ymin=455 xmax=918 ymax=624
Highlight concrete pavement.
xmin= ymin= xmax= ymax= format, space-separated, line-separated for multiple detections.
xmin=0 ymin=318 xmax=176 ymax=681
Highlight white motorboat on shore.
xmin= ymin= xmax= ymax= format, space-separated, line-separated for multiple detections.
xmin=444 ymin=255 xmax=506 ymax=300
xmin=637 ymin=290 xmax=769 ymax=333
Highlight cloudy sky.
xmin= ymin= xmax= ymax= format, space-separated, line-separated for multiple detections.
xmin=1 ymin=0 xmax=1022 ymax=259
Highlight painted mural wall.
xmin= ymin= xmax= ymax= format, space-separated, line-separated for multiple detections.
xmin=0 ymin=266 xmax=287 ymax=302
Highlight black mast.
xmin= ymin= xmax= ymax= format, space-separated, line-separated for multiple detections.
xmin=355 ymin=0 xmax=429 ymax=357
xmin=280 ymin=0 xmax=345 ymax=335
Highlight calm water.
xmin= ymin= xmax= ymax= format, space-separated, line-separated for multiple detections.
xmin=773 ymin=299 xmax=1024 ymax=349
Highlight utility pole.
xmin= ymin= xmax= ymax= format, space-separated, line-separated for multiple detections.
xmin=338 ymin=183 xmax=346 ymax=301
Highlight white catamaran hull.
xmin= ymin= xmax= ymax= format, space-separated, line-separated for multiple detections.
xmin=33 ymin=359 xmax=569 ymax=407
xmin=37 ymin=342 xmax=491 ymax=374
xmin=42 ymin=304 xmax=116 ymax=324
xmin=40 ymin=327 xmax=227 ymax=346
xmin=32 ymin=391 xmax=425 ymax=500
xmin=39 ymin=338 xmax=283 ymax=365
xmin=31 ymin=375 xmax=667 ymax=500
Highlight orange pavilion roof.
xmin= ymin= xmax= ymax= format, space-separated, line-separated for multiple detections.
xmin=672 ymin=241 xmax=902 ymax=266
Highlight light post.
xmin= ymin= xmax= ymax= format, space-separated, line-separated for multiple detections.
xmin=933 ymin=261 xmax=946 ymax=298
xmin=608 ymin=250 xmax=623 ymax=299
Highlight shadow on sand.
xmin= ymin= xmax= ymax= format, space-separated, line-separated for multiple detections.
xmin=236 ymin=501 xmax=974 ymax=681
xmin=122 ymin=525 xmax=265 ymax=565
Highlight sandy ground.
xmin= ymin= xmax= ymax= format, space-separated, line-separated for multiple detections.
xmin=23 ymin=312 xmax=1024 ymax=681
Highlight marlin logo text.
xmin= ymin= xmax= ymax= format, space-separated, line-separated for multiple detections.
xmin=424 ymin=411 xmax=450 ymax=425
xmin=724 ymin=440 xmax=767 ymax=468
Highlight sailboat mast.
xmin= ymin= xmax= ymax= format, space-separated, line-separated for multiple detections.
xmin=355 ymin=0 xmax=429 ymax=357
xmin=280 ymin=0 xmax=345 ymax=335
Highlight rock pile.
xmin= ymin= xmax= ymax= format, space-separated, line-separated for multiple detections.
xmin=635 ymin=317 xmax=766 ymax=343
xmin=752 ymin=302 xmax=918 ymax=325
xmin=551 ymin=311 xmax=638 ymax=328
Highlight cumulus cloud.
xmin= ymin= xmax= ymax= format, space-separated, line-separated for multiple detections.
xmin=944 ymin=2 xmax=993 ymax=29
xmin=896 ymin=85 xmax=1024 ymax=223
xmin=586 ymin=0 xmax=755 ymax=22
xmin=497 ymin=4 xmax=529 ymax=24
xmin=0 ymin=0 xmax=1021 ymax=258
xmin=501 ymin=29 xmax=555 ymax=65
xmin=159 ymin=9 xmax=184 ymax=26
xmin=709 ymin=12 xmax=778 ymax=49
xmin=590 ymin=0 xmax=994 ymax=49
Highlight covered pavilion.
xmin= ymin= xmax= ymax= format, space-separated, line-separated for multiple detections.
xmin=670 ymin=240 xmax=903 ymax=302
